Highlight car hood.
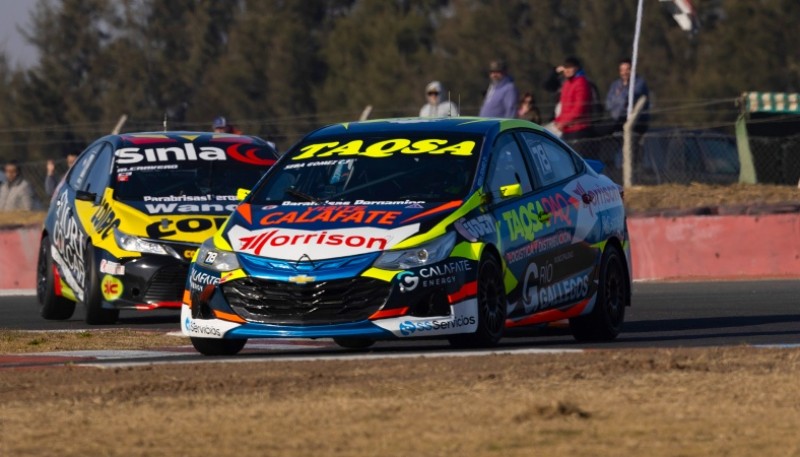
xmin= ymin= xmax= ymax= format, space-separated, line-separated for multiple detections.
xmin=222 ymin=200 xmax=466 ymax=261
xmin=112 ymin=198 xmax=233 ymax=243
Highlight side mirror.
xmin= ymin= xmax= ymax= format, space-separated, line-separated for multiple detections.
xmin=499 ymin=183 xmax=522 ymax=198
xmin=236 ymin=188 xmax=250 ymax=201
xmin=76 ymin=190 xmax=97 ymax=202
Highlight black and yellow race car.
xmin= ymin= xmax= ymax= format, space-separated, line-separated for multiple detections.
xmin=36 ymin=132 xmax=278 ymax=324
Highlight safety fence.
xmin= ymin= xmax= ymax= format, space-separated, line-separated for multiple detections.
xmin=3 ymin=131 xmax=799 ymax=211
xmin=571 ymin=131 xmax=800 ymax=186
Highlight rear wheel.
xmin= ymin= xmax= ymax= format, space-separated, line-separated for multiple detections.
xmin=190 ymin=337 xmax=247 ymax=356
xmin=333 ymin=338 xmax=375 ymax=350
xmin=569 ymin=245 xmax=629 ymax=341
xmin=83 ymin=244 xmax=119 ymax=325
xmin=37 ymin=236 xmax=76 ymax=320
xmin=449 ymin=254 xmax=506 ymax=348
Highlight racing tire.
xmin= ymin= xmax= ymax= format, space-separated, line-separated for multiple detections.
xmin=37 ymin=235 xmax=76 ymax=320
xmin=190 ymin=337 xmax=247 ymax=356
xmin=448 ymin=254 xmax=506 ymax=348
xmin=333 ymin=338 xmax=375 ymax=350
xmin=569 ymin=245 xmax=629 ymax=341
xmin=83 ymin=244 xmax=120 ymax=325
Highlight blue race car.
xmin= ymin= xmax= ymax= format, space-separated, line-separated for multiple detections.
xmin=181 ymin=118 xmax=631 ymax=355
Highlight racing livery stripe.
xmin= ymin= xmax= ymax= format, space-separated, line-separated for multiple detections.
xmin=182 ymin=290 xmax=191 ymax=306
xmin=450 ymin=241 xmax=482 ymax=261
xmin=394 ymin=191 xmax=485 ymax=249
xmin=361 ymin=267 xmax=399 ymax=283
xmin=237 ymin=203 xmax=252 ymax=225
xmin=369 ymin=307 xmax=409 ymax=320
xmin=448 ymin=281 xmax=477 ymax=304
xmin=505 ymin=297 xmax=592 ymax=328
xmin=401 ymin=200 xmax=462 ymax=224
xmin=213 ymin=309 xmax=246 ymax=323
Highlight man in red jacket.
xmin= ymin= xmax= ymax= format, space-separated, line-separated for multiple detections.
xmin=554 ymin=57 xmax=594 ymax=141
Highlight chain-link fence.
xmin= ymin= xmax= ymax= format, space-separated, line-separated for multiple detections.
xmin=4 ymin=131 xmax=799 ymax=211
xmin=571 ymin=131 xmax=800 ymax=186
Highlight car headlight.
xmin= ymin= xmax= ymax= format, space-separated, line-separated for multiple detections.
xmin=113 ymin=227 xmax=171 ymax=256
xmin=373 ymin=232 xmax=456 ymax=270
xmin=196 ymin=238 xmax=240 ymax=272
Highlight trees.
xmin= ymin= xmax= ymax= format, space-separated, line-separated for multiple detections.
xmin=0 ymin=0 xmax=796 ymax=156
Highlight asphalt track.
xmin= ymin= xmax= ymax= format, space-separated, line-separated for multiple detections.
xmin=2 ymin=280 xmax=799 ymax=365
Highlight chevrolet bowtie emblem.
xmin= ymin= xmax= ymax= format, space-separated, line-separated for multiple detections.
xmin=288 ymin=274 xmax=316 ymax=284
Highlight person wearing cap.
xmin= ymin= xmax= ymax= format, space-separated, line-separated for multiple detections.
xmin=553 ymin=56 xmax=594 ymax=140
xmin=479 ymin=59 xmax=519 ymax=118
xmin=419 ymin=81 xmax=459 ymax=117
xmin=212 ymin=116 xmax=241 ymax=134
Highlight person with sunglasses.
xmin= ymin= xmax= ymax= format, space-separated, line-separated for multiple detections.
xmin=419 ymin=81 xmax=459 ymax=118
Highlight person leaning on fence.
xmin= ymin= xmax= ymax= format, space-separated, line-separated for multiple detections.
xmin=45 ymin=151 xmax=79 ymax=197
xmin=605 ymin=57 xmax=650 ymax=135
xmin=553 ymin=57 xmax=595 ymax=141
xmin=0 ymin=160 xmax=35 ymax=211
xmin=479 ymin=59 xmax=519 ymax=118
xmin=419 ymin=81 xmax=459 ymax=117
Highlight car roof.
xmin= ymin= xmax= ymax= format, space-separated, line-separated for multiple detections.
xmin=305 ymin=117 xmax=545 ymax=139
xmin=95 ymin=131 xmax=272 ymax=148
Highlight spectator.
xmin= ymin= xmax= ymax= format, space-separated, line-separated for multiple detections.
xmin=0 ymin=160 xmax=35 ymax=211
xmin=212 ymin=116 xmax=242 ymax=134
xmin=606 ymin=57 xmax=650 ymax=134
xmin=554 ymin=57 xmax=595 ymax=141
xmin=419 ymin=81 xmax=459 ymax=117
xmin=479 ymin=59 xmax=518 ymax=118
xmin=516 ymin=92 xmax=542 ymax=124
xmin=45 ymin=151 xmax=79 ymax=197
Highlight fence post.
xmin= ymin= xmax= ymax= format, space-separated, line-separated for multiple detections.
xmin=622 ymin=96 xmax=648 ymax=188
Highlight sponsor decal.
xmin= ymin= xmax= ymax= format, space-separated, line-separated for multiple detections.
xmin=91 ymin=198 xmax=121 ymax=240
xmin=183 ymin=316 xmax=223 ymax=337
xmin=101 ymin=275 xmax=124 ymax=301
xmin=455 ymin=214 xmax=495 ymax=241
xmin=144 ymin=202 xmax=238 ymax=215
xmin=183 ymin=249 xmax=197 ymax=259
xmin=293 ymin=138 xmax=476 ymax=161
xmin=398 ymin=315 xmax=477 ymax=336
xmin=397 ymin=271 xmax=419 ymax=292
xmin=52 ymin=192 xmax=85 ymax=287
xmin=504 ymin=230 xmax=572 ymax=264
xmin=115 ymin=144 xmax=227 ymax=165
xmin=228 ymin=224 xmax=420 ymax=260
xmin=571 ymin=182 xmax=622 ymax=216
xmin=190 ymin=270 xmax=221 ymax=292
xmin=501 ymin=194 xmax=573 ymax=242
xmin=99 ymin=259 xmax=125 ymax=275
xmin=259 ymin=206 xmax=401 ymax=226
xmin=143 ymin=195 xmax=238 ymax=202
xmin=522 ymin=263 xmax=590 ymax=313
xmin=145 ymin=216 xmax=227 ymax=239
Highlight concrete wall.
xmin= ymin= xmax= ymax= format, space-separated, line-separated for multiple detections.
xmin=2 ymin=214 xmax=799 ymax=290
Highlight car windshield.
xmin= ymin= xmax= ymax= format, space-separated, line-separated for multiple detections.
xmin=113 ymin=141 xmax=275 ymax=200
xmin=249 ymin=133 xmax=482 ymax=204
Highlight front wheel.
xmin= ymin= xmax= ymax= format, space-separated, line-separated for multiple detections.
xmin=449 ymin=254 xmax=506 ymax=348
xmin=569 ymin=245 xmax=629 ymax=341
xmin=83 ymin=244 xmax=119 ymax=325
xmin=37 ymin=235 xmax=76 ymax=320
xmin=191 ymin=337 xmax=247 ymax=356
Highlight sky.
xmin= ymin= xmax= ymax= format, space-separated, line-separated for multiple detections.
xmin=0 ymin=0 xmax=40 ymax=68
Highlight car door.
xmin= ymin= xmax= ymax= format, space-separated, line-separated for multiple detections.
xmin=484 ymin=131 xmax=559 ymax=320
xmin=516 ymin=131 xmax=598 ymax=313
xmin=51 ymin=142 xmax=105 ymax=297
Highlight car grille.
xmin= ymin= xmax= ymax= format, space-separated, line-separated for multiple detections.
xmin=143 ymin=264 xmax=189 ymax=302
xmin=222 ymin=277 xmax=391 ymax=325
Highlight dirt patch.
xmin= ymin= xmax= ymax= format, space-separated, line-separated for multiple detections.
xmin=1 ymin=346 xmax=799 ymax=456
